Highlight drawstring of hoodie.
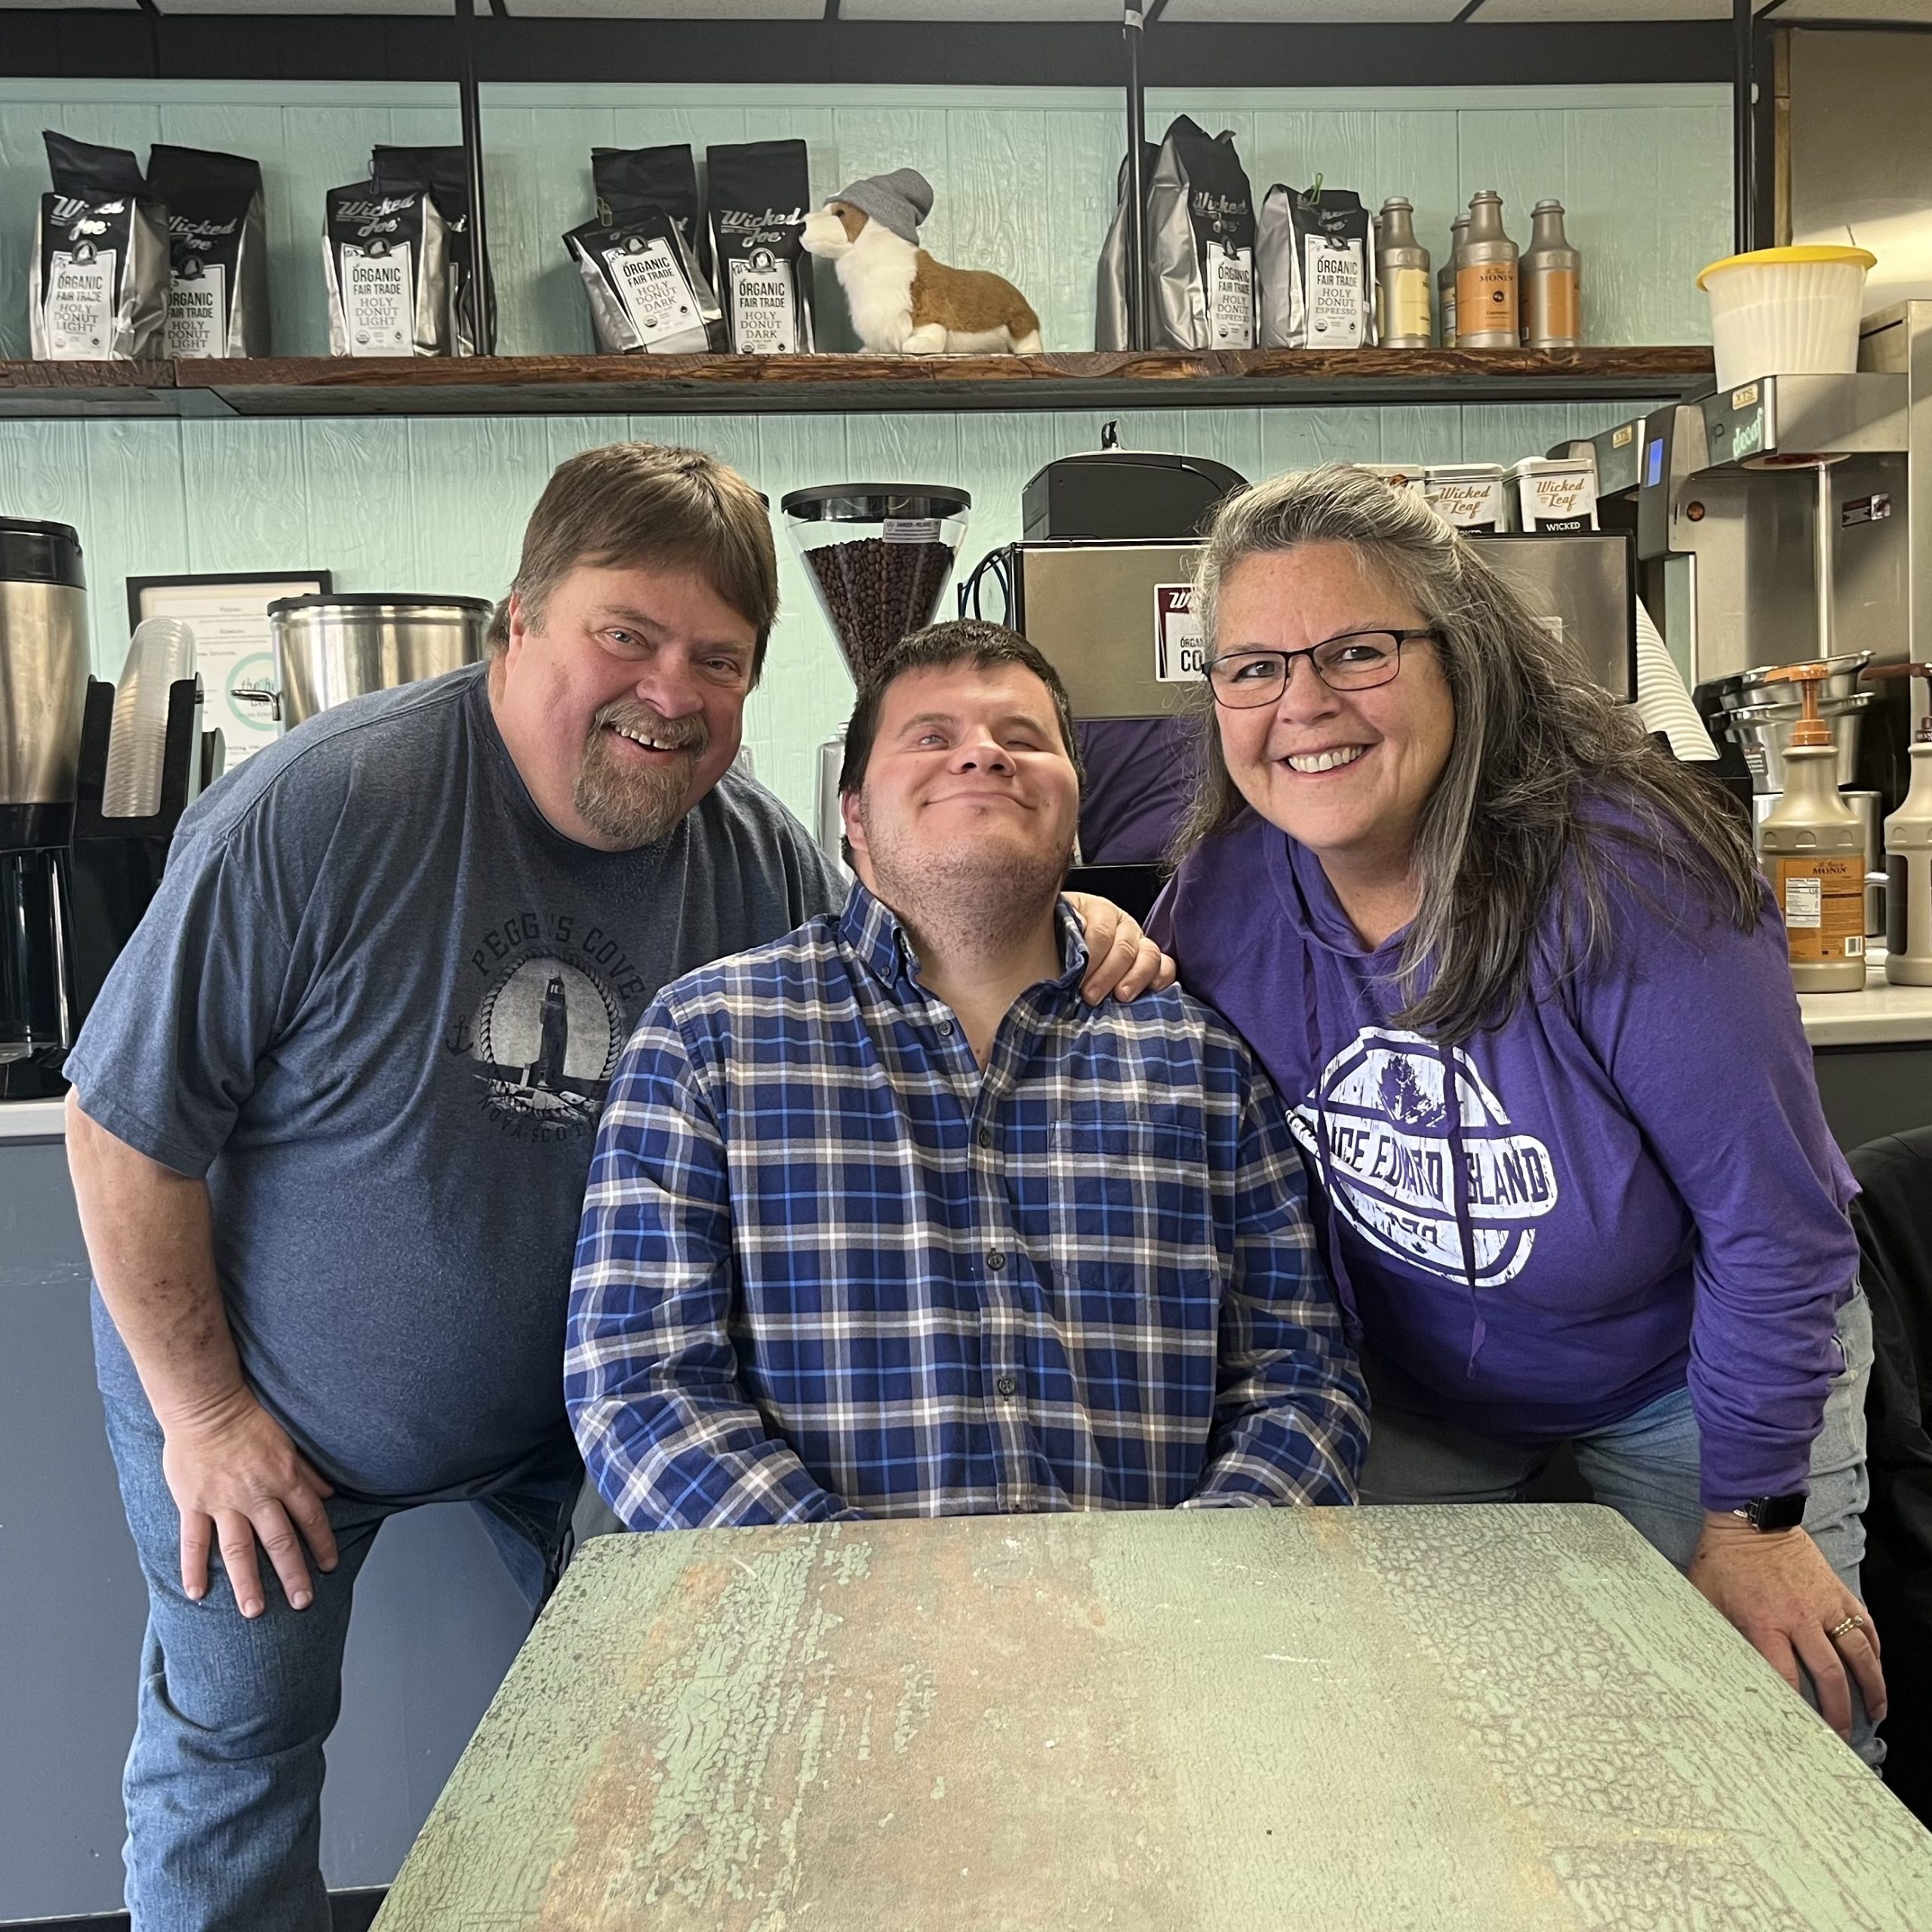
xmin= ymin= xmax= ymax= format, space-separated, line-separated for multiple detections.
xmin=1301 ymin=943 xmax=1361 ymax=1341
xmin=1441 ymin=1053 xmax=1485 ymax=1375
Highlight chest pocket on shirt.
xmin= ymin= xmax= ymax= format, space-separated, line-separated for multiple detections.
xmin=1048 ymin=1100 xmax=1196 ymax=1161
xmin=1041 ymin=1101 xmax=1210 ymax=1257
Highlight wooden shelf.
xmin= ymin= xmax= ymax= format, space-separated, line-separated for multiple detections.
xmin=0 ymin=346 xmax=1716 ymax=421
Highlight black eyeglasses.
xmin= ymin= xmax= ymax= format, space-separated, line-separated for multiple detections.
xmin=1206 ymin=629 xmax=1439 ymax=708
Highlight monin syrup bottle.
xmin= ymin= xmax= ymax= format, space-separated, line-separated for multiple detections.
xmin=1455 ymin=192 xmax=1519 ymax=349
xmin=1520 ymin=199 xmax=1582 ymax=349
xmin=1439 ymin=213 xmax=1468 ymax=348
xmin=1375 ymin=197 xmax=1431 ymax=349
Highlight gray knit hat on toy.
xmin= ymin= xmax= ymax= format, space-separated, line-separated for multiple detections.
xmin=832 ymin=168 xmax=934 ymax=244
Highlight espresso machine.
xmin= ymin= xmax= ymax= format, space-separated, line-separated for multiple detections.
xmin=1 ymin=517 xmax=214 ymax=1100
xmin=994 ymin=448 xmax=1638 ymax=917
xmin=1635 ymin=371 xmax=1913 ymax=809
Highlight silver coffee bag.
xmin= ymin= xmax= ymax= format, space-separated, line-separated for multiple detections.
xmin=705 ymin=140 xmax=814 ymax=355
xmin=370 ymin=147 xmax=492 ymax=358
xmin=146 ymin=143 xmax=270 ymax=358
xmin=1143 ymin=116 xmax=1255 ymax=352
xmin=1094 ymin=141 xmax=1157 ymax=352
xmin=565 ymin=207 xmax=721 ymax=355
xmin=1257 ymin=184 xmax=1379 ymax=350
xmin=324 ymin=182 xmax=450 ymax=358
xmin=31 ymin=131 xmax=169 ymax=361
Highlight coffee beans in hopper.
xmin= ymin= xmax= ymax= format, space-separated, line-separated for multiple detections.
xmin=806 ymin=537 xmax=957 ymax=681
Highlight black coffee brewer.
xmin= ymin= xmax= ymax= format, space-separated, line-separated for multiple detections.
xmin=1 ymin=517 xmax=216 ymax=1101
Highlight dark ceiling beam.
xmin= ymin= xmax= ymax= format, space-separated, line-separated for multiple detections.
xmin=0 ymin=17 xmax=1739 ymax=87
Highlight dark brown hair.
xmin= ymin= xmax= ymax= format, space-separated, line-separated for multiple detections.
xmin=1177 ymin=463 xmax=1761 ymax=1044
xmin=838 ymin=618 xmax=1086 ymax=795
xmin=493 ymin=441 xmax=778 ymax=678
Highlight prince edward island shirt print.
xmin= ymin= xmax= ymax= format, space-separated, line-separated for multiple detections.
xmin=1291 ymin=1028 xmax=1560 ymax=1287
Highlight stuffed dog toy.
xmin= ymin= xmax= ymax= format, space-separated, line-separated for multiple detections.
xmin=801 ymin=168 xmax=1042 ymax=355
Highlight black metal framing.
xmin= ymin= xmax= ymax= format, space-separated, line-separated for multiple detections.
xmin=1123 ymin=5 xmax=1147 ymax=354
xmin=453 ymin=0 xmax=494 ymax=355
xmin=13 ymin=6 xmax=1909 ymax=363
xmin=0 ymin=17 xmax=1739 ymax=88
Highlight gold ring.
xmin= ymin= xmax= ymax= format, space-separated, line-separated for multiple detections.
xmin=1827 ymin=1614 xmax=1866 ymax=1641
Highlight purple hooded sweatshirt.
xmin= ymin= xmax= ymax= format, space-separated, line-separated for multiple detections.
xmin=1149 ymin=807 xmax=1860 ymax=1513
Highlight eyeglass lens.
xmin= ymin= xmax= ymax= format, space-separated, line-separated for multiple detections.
xmin=1208 ymin=633 xmax=1402 ymax=706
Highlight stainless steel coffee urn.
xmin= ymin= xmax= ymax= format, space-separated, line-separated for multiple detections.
xmin=1 ymin=518 xmax=89 ymax=1072
xmin=267 ymin=594 xmax=493 ymax=729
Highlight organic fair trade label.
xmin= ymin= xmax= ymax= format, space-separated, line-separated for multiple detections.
xmin=341 ymin=243 xmax=412 ymax=355
xmin=605 ymin=236 xmax=694 ymax=343
xmin=728 ymin=253 xmax=798 ymax=354
xmin=1210 ymin=246 xmax=1254 ymax=348
xmin=1155 ymin=584 xmax=1208 ymax=683
xmin=1306 ymin=236 xmax=1364 ymax=346
xmin=46 ymin=248 xmax=115 ymax=357
xmin=166 ymin=263 xmax=226 ymax=358
xmin=1777 ymin=855 xmax=1865 ymax=962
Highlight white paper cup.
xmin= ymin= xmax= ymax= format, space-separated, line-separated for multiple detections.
xmin=1697 ymin=246 xmax=1876 ymax=392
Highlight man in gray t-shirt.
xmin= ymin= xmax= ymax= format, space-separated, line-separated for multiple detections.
xmin=63 ymin=440 xmax=1170 ymax=1932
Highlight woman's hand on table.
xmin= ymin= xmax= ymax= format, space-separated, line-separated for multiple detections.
xmin=1687 ymin=1512 xmax=1885 ymax=1740
xmin=1063 ymin=893 xmax=1177 ymax=1004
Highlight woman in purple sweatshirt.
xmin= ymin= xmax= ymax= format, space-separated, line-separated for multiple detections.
xmin=1149 ymin=464 xmax=1884 ymax=1761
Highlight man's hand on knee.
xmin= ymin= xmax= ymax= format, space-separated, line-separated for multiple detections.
xmin=159 ymin=1385 xmax=339 ymax=1618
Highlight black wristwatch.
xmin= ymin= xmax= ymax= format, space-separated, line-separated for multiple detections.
xmin=1733 ymin=1494 xmax=1807 ymax=1532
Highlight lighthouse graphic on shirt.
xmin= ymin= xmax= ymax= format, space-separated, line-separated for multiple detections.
xmin=1291 ymin=1027 xmax=1561 ymax=1287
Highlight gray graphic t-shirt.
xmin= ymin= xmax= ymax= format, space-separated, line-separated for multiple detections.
xmin=69 ymin=664 xmax=841 ymax=1501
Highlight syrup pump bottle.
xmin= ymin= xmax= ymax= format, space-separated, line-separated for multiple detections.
xmin=1455 ymin=192 xmax=1519 ymax=349
xmin=1440 ymin=214 xmax=1468 ymax=347
xmin=1758 ymin=663 xmax=1867 ymax=992
xmin=1863 ymin=662 xmax=1932 ymax=986
xmin=1376 ymin=198 xmax=1432 ymax=348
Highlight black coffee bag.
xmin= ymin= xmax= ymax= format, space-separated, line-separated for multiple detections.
xmin=593 ymin=145 xmax=708 ymax=278
xmin=1143 ymin=116 xmax=1255 ymax=352
xmin=1257 ymin=184 xmax=1378 ymax=350
xmin=146 ymin=143 xmax=269 ymax=358
xmin=323 ymin=181 xmax=450 ymax=357
xmin=704 ymin=140 xmax=814 ymax=355
xmin=370 ymin=146 xmax=493 ymax=357
xmin=32 ymin=131 xmax=169 ymax=361
xmin=565 ymin=207 xmax=723 ymax=355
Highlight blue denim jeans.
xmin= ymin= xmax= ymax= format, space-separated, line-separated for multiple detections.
xmin=1358 ymin=1288 xmax=1880 ymax=1767
xmin=100 ymin=1385 xmax=580 ymax=1932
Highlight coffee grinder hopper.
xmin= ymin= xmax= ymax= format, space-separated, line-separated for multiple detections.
xmin=781 ymin=485 xmax=972 ymax=684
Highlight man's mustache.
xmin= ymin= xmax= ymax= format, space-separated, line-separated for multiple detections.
xmin=589 ymin=700 xmax=709 ymax=755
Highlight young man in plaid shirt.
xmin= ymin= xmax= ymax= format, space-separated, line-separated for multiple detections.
xmin=568 ymin=620 xmax=1366 ymax=1526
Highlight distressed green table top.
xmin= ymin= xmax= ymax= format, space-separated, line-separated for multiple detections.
xmin=374 ymin=1504 xmax=1932 ymax=1932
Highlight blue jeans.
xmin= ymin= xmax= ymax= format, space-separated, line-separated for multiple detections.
xmin=1358 ymin=1288 xmax=1880 ymax=1767
xmin=100 ymin=1385 xmax=580 ymax=1932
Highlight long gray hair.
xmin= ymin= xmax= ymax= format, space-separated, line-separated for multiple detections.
xmin=1174 ymin=463 xmax=1761 ymax=1044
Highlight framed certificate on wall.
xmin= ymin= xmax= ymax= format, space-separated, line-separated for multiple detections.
xmin=126 ymin=571 xmax=333 ymax=771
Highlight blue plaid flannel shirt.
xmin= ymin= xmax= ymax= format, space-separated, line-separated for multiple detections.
xmin=566 ymin=884 xmax=1366 ymax=1528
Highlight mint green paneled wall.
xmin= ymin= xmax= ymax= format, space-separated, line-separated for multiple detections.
xmin=0 ymin=399 xmax=1660 ymax=818
xmin=0 ymin=79 xmax=1731 ymax=358
xmin=0 ymin=79 xmax=1724 ymax=822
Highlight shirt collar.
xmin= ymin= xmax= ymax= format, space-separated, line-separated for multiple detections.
xmin=838 ymin=879 xmax=1091 ymax=996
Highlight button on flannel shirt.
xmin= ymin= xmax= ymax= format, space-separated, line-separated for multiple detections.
xmin=566 ymin=884 xmax=1367 ymax=1528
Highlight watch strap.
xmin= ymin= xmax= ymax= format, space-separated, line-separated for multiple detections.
xmin=1734 ymin=1493 xmax=1807 ymax=1532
